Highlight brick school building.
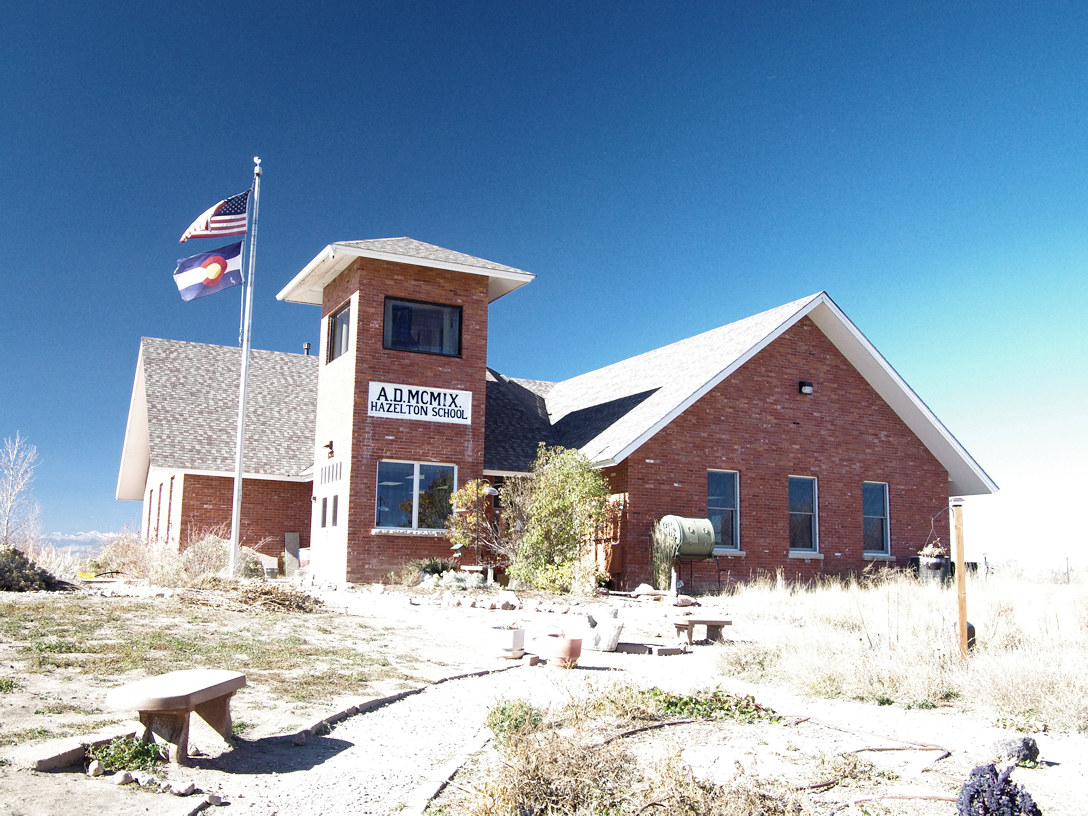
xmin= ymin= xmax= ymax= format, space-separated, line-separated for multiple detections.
xmin=117 ymin=238 xmax=995 ymax=588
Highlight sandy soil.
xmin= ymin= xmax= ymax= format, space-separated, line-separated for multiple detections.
xmin=1 ymin=584 xmax=1084 ymax=815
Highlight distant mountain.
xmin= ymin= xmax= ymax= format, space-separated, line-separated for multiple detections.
xmin=42 ymin=531 xmax=112 ymax=559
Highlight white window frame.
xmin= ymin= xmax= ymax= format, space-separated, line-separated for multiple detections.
xmin=374 ymin=460 xmax=457 ymax=530
xmin=788 ymin=475 xmax=819 ymax=552
xmin=862 ymin=481 xmax=890 ymax=554
xmin=707 ymin=469 xmax=740 ymax=553
xmin=327 ymin=301 xmax=351 ymax=363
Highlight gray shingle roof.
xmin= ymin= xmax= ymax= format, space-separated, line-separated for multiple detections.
xmin=142 ymin=337 xmax=318 ymax=477
xmin=482 ymin=295 xmax=821 ymax=471
xmin=334 ymin=237 xmax=529 ymax=276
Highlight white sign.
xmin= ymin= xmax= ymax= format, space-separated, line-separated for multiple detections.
xmin=367 ymin=381 xmax=472 ymax=425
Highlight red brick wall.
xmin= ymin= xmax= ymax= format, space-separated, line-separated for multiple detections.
xmin=610 ymin=317 xmax=948 ymax=590
xmin=179 ymin=474 xmax=312 ymax=558
xmin=317 ymin=258 xmax=490 ymax=582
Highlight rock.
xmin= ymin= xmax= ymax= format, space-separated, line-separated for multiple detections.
xmin=170 ymin=781 xmax=196 ymax=796
xmin=293 ymin=730 xmax=308 ymax=746
xmin=632 ymin=583 xmax=656 ymax=596
xmin=674 ymin=594 xmax=696 ymax=607
xmin=86 ymin=760 xmax=105 ymax=777
xmin=112 ymin=771 xmax=133 ymax=785
xmin=497 ymin=590 xmax=521 ymax=608
xmin=133 ymin=771 xmax=158 ymax=787
xmin=583 ymin=620 xmax=624 ymax=652
xmin=205 ymin=793 xmax=223 ymax=806
xmin=995 ymin=736 xmax=1040 ymax=765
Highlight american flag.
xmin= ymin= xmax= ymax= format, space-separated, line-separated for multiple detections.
xmin=179 ymin=190 xmax=250 ymax=242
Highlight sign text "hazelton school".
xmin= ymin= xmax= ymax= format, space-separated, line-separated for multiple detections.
xmin=366 ymin=381 xmax=473 ymax=425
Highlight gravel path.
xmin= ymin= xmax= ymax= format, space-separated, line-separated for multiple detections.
xmin=180 ymin=648 xmax=724 ymax=815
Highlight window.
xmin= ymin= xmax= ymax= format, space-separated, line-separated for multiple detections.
xmin=862 ymin=482 xmax=889 ymax=553
xmin=375 ymin=461 xmax=456 ymax=529
xmin=331 ymin=495 xmax=339 ymax=527
xmin=320 ymin=497 xmax=328 ymax=528
xmin=788 ymin=476 xmax=818 ymax=551
xmin=383 ymin=297 xmax=462 ymax=357
xmin=327 ymin=301 xmax=350 ymax=362
xmin=707 ymin=470 xmax=739 ymax=551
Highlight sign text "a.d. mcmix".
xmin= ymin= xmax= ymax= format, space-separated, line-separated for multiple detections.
xmin=367 ymin=381 xmax=472 ymax=425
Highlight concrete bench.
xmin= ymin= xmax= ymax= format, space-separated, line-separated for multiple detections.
xmin=673 ymin=618 xmax=732 ymax=645
xmin=106 ymin=669 xmax=246 ymax=764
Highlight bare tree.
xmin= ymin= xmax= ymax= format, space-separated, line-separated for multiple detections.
xmin=0 ymin=432 xmax=39 ymax=548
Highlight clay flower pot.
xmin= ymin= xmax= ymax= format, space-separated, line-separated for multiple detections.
xmin=547 ymin=634 xmax=582 ymax=668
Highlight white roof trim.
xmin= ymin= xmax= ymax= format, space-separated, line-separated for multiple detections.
xmin=597 ymin=292 xmax=996 ymax=497
xmin=116 ymin=346 xmax=150 ymax=501
xmin=277 ymin=241 xmax=535 ymax=305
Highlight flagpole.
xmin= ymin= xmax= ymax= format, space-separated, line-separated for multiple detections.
xmin=228 ymin=157 xmax=262 ymax=576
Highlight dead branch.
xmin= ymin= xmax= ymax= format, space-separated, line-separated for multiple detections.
xmin=592 ymin=718 xmax=695 ymax=747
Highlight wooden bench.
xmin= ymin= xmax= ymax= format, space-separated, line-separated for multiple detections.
xmin=673 ymin=618 xmax=732 ymax=645
xmin=106 ymin=669 xmax=246 ymax=764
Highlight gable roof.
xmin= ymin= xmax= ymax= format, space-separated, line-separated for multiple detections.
xmin=116 ymin=338 xmax=318 ymax=500
xmin=277 ymin=237 xmax=535 ymax=306
xmin=486 ymin=292 xmax=997 ymax=497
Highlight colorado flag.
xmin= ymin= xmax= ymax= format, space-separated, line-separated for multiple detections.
xmin=173 ymin=242 xmax=243 ymax=301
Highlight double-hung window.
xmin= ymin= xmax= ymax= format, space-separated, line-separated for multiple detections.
xmin=788 ymin=476 xmax=818 ymax=551
xmin=327 ymin=301 xmax=351 ymax=362
xmin=707 ymin=470 xmax=739 ymax=552
xmin=375 ymin=461 xmax=456 ymax=530
xmin=383 ymin=297 xmax=462 ymax=357
xmin=862 ymin=482 xmax=890 ymax=553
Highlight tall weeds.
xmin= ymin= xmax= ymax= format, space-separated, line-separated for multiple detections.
xmin=716 ymin=569 xmax=1088 ymax=733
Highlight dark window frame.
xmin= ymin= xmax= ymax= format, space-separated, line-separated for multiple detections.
xmin=707 ymin=469 xmax=740 ymax=552
xmin=788 ymin=476 xmax=818 ymax=552
xmin=862 ymin=481 xmax=890 ymax=553
xmin=382 ymin=296 xmax=463 ymax=358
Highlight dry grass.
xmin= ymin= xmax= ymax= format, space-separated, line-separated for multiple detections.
xmin=0 ymin=594 xmax=412 ymax=701
xmin=715 ymin=568 xmax=1088 ymax=733
xmin=459 ymin=689 xmax=807 ymax=816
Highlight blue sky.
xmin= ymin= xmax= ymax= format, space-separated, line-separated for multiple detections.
xmin=2 ymin=2 xmax=1084 ymax=565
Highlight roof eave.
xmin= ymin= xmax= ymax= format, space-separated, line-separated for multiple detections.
xmin=277 ymin=242 xmax=536 ymax=305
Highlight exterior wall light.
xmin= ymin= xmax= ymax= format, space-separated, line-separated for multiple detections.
xmin=799 ymin=381 xmax=814 ymax=395
xmin=323 ymin=440 xmax=334 ymax=458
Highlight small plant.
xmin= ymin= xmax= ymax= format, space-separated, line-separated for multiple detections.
xmin=485 ymin=698 xmax=544 ymax=747
xmin=956 ymin=763 xmax=1041 ymax=816
xmin=919 ymin=538 xmax=947 ymax=558
xmin=643 ymin=687 xmax=782 ymax=724
xmin=86 ymin=735 xmax=165 ymax=772
xmin=0 ymin=678 xmax=18 ymax=693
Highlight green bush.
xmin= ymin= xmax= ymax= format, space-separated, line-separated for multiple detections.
xmin=86 ymin=735 xmax=165 ymax=772
xmin=485 ymin=698 xmax=545 ymax=747
xmin=0 ymin=547 xmax=65 ymax=592
xmin=505 ymin=444 xmax=609 ymax=594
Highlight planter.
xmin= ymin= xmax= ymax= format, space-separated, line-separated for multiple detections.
xmin=919 ymin=556 xmax=945 ymax=570
xmin=491 ymin=626 xmax=525 ymax=659
xmin=546 ymin=634 xmax=582 ymax=668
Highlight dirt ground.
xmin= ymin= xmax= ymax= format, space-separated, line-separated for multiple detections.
xmin=1 ymin=582 xmax=1085 ymax=815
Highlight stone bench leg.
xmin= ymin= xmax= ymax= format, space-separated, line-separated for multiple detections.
xmin=194 ymin=692 xmax=235 ymax=741
xmin=138 ymin=709 xmax=192 ymax=764
xmin=673 ymin=622 xmax=694 ymax=645
xmin=705 ymin=624 xmax=725 ymax=642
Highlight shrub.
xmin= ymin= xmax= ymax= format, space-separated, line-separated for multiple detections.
xmin=0 ymin=546 xmax=65 ymax=592
xmin=505 ymin=444 xmax=609 ymax=594
xmin=485 ymin=698 xmax=544 ymax=747
xmin=956 ymin=763 xmax=1042 ymax=816
xmin=86 ymin=735 xmax=165 ymax=772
